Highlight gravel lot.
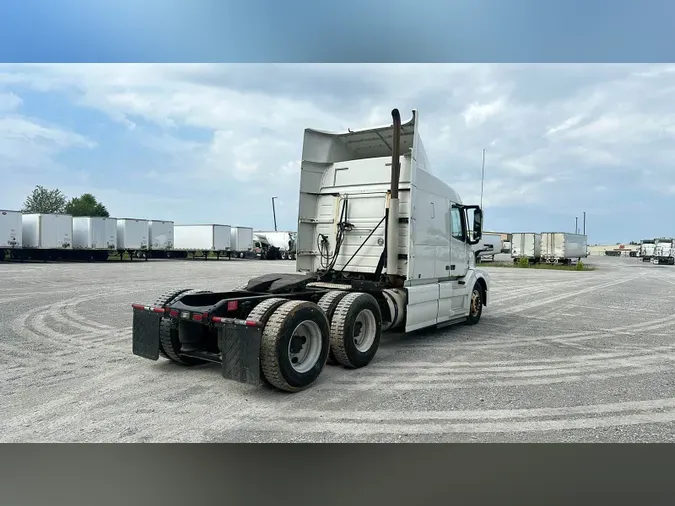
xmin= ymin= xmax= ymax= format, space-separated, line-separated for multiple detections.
xmin=2 ymin=254 xmax=675 ymax=442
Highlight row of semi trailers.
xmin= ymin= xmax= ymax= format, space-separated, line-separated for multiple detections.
xmin=480 ymin=232 xmax=589 ymax=264
xmin=0 ymin=211 xmax=257 ymax=261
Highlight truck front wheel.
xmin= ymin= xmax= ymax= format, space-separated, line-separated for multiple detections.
xmin=465 ymin=282 xmax=484 ymax=325
xmin=260 ymin=300 xmax=330 ymax=392
xmin=330 ymin=292 xmax=382 ymax=369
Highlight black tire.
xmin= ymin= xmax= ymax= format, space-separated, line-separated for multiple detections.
xmin=465 ymin=282 xmax=484 ymax=325
xmin=153 ymin=288 xmax=194 ymax=359
xmin=330 ymin=292 xmax=382 ymax=369
xmin=318 ymin=290 xmax=350 ymax=365
xmin=246 ymin=297 xmax=289 ymax=387
xmin=158 ymin=317 xmax=206 ymax=366
xmin=155 ymin=288 xmax=211 ymax=364
xmin=260 ymin=300 xmax=330 ymax=392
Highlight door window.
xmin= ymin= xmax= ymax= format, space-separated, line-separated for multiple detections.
xmin=450 ymin=206 xmax=464 ymax=241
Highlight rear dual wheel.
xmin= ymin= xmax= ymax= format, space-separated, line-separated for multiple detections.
xmin=259 ymin=300 xmax=331 ymax=392
xmin=328 ymin=292 xmax=382 ymax=369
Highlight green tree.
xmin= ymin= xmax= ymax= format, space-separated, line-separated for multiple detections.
xmin=64 ymin=193 xmax=110 ymax=217
xmin=22 ymin=185 xmax=67 ymax=214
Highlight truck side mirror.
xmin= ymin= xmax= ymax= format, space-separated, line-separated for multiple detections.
xmin=463 ymin=205 xmax=483 ymax=245
xmin=473 ymin=208 xmax=483 ymax=243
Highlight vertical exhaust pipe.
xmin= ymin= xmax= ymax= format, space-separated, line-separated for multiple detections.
xmin=387 ymin=109 xmax=402 ymax=279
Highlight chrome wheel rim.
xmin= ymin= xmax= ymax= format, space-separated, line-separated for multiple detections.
xmin=288 ymin=320 xmax=322 ymax=373
xmin=353 ymin=309 xmax=377 ymax=352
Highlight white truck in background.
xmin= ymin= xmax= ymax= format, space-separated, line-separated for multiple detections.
xmin=639 ymin=239 xmax=656 ymax=262
xmin=254 ymin=230 xmax=297 ymax=260
xmin=473 ymin=232 xmax=502 ymax=262
xmin=652 ymin=238 xmax=675 ymax=265
xmin=130 ymin=108 xmax=490 ymax=393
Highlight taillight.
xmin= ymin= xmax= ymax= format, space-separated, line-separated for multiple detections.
xmin=192 ymin=313 xmax=203 ymax=322
xmin=168 ymin=309 xmax=178 ymax=317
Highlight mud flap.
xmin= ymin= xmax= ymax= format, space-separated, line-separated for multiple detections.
xmin=217 ymin=322 xmax=262 ymax=386
xmin=132 ymin=310 xmax=161 ymax=360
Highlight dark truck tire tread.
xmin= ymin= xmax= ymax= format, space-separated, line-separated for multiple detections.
xmin=246 ymin=297 xmax=289 ymax=387
xmin=318 ymin=290 xmax=350 ymax=365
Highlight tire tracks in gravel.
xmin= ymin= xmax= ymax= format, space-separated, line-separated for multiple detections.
xmin=237 ymin=397 xmax=675 ymax=436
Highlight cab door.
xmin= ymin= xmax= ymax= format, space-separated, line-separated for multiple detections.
xmin=449 ymin=203 xmax=469 ymax=278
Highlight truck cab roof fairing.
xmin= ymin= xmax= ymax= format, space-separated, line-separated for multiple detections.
xmin=301 ymin=110 xmax=427 ymax=171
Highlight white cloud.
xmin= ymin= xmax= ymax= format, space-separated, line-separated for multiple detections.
xmin=462 ymin=98 xmax=506 ymax=127
xmin=0 ymin=92 xmax=22 ymax=112
xmin=0 ymin=114 xmax=95 ymax=175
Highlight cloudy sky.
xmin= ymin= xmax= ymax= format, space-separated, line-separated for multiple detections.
xmin=1 ymin=63 xmax=674 ymax=244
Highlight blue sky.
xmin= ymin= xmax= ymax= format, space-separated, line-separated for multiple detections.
xmin=2 ymin=63 xmax=675 ymax=243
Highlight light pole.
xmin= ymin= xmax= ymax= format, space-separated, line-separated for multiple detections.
xmin=271 ymin=196 xmax=278 ymax=232
xmin=575 ymin=216 xmax=578 ymax=234
xmin=583 ymin=211 xmax=586 ymax=235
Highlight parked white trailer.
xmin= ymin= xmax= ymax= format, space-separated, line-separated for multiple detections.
xmin=148 ymin=220 xmax=174 ymax=251
xmin=230 ymin=226 xmax=253 ymax=257
xmin=116 ymin=218 xmax=148 ymax=259
xmin=540 ymin=232 xmax=588 ymax=264
xmin=72 ymin=217 xmax=117 ymax=261
xmin=511 ymin=233 xmax=542 ymax=261
xmin=172 ymin=224 xmax=232 ymax=260
xmin=0 ymin=209 xmax=22 ymax=260
xmin=20 ymin=213 xmax=73 ymax=260
xmin=130 ymin=108 xmax=491 ymax=393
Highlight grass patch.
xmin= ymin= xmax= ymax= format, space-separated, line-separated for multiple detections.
xmin=484 ymin=260 xmax=596 ymax=271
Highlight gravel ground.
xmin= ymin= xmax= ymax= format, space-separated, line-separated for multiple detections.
xmin=2 ymin=254 xmax=675 ymax=442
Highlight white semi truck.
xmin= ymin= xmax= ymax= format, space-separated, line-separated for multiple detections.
xmin=254 ymin=231 xmax=297 ymax=260
xmin=130 ymin=109 xmax=490 ymax=392
xmin=473 ymin=232 xmax=502 ymax=262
